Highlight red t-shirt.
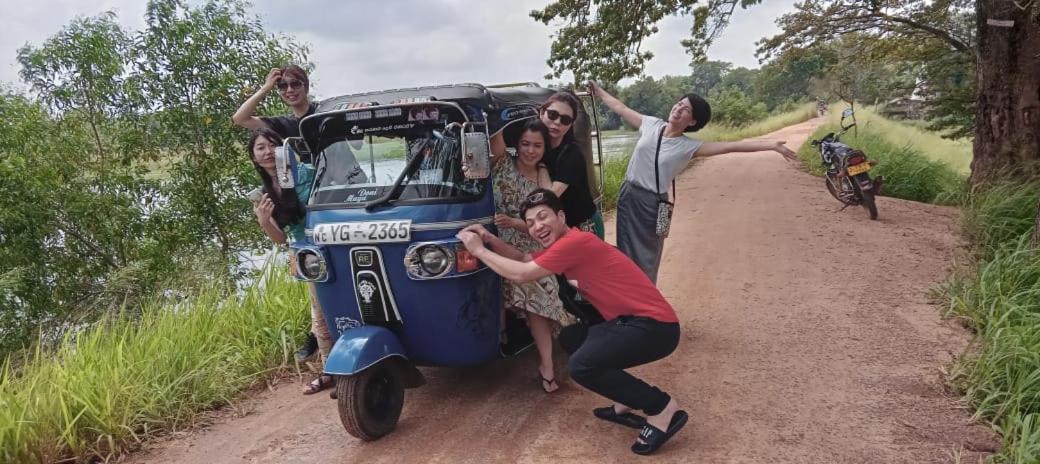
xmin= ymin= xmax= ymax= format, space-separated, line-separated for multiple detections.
xmin=532 ymin=229 xmax=678 ymax=323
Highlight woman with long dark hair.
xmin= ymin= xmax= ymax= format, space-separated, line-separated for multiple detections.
xmin=538 ymin=91 xmax=604 ymax=238
xmin=491 ymin=119 xmax=574 ymax=393
xmin=247 ymin=128 xmax=334 ymax=395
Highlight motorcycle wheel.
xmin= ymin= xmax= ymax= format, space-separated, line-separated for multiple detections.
xmin=824 ymin=176 xmax=850 ymax=204
xmin=860 ymin=189 xmax=879 ymax=220
xmin=337 ymin=362 xmax=404 ymax=441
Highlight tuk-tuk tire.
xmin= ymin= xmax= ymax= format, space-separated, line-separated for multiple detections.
xmin=336 ymin=360 xmax=405 ymax=441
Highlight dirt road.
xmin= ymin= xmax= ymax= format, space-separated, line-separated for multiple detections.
xmin=127 ymin=119 xmax=997 ymax=463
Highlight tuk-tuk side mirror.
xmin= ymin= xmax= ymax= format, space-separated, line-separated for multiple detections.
xmin=841 ymin=108 xmax=854 ymax=119
xmin=462 ymin=132 xmax=491 ymax=179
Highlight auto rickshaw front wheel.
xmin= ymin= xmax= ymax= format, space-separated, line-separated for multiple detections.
xmin=336 ymin=361 xmax=405 ymax=441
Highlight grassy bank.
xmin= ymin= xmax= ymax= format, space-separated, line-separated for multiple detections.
xmin=0 ymin=264 xmax=309 ymax=463
xmin=796 ymin=112 xmax=965 ymax=205
xmin=946 ymin=180 xmax=1040 ymax=463
xmin=599 ymin=104 xmax=818 ymax=211
xmin=822 ymin=106 xmax=972 ymax=175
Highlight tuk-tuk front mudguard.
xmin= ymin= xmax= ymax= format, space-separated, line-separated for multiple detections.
xmin=324 ymin=325 xmax=425 ymax=388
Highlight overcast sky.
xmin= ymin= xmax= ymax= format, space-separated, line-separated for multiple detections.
xmin=0 ymin=0 xmax=797 ymax=98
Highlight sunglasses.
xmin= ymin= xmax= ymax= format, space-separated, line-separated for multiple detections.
xmin=525 ymin=191 xmax=549 ymax=204
xmin=276 ymin=80 xmax=304 ymax=92
xmin=543 ymin=109 xmax=574 ymax=126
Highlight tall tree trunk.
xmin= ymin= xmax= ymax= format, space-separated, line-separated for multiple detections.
xmin=970 ymin=0 xmax=1040 ymax=183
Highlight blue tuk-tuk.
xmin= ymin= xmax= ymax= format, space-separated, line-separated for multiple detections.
xmin=276 ymin=83 xmax=603 ymax=440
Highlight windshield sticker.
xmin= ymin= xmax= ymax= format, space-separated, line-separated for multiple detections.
xmin=344 ymin=188 xmax=382 ymax=203
xmin=500 ymin=105 xmax=537 ymax=121
xmin=407 ymin=105 xmax=442 ymax=122
xmin=349 ymin=123 xmax=417 ymax=135
xmin=374 ymin=107 xmax=403 ymax=118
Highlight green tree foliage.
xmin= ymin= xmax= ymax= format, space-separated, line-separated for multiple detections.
xmin=753 ymin=46 xmax=837 ymax=110
xmin=757 ymin=0 xmax=975 ymax=137
xmin=718 ymin=66 xmax=758 ymax=95
xmin=708 ymin=86 xmax=768 ymax=126
xmin=136 ymin=0 xmax=306 ymax=260
xmin=530 ymin=0 xmax=764 ymax=83
xmin=0 ymin=0 xmax=308 ymax=353
xmin=688 ymin=60 xmax=732 ymax=95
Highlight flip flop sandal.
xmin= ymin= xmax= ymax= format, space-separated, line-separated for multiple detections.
xmin=631 ymin=410 xmax=689 ymax=456
xmin=302 ymin=375 xmax=334 ymax=395
xmin=540 ymin=376 xmax=559 ymax=393
xmin=593 ymin=406 xmax=647 ymax=429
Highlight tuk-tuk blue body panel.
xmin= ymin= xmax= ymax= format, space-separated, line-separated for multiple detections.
xmin=309 ymin=187 xmax=505 ymax=367
xmin=323 ymin=325 xmax=407 ymax=375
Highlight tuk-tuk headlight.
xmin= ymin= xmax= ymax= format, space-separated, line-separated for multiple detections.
xmin=297 ymin=249 xmax=327 ymax=281
xmin=404 ymin=243 xmax=455 ymax=279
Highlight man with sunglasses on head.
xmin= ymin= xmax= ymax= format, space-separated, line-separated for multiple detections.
xmin=233 ymin=64 xmax=317 ymax=138
xmin=456 ymin=188 xmax=687 ymax=456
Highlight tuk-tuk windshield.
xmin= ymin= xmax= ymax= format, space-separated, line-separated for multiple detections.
xmin=309 ymin=105 xmax=484 ymax=207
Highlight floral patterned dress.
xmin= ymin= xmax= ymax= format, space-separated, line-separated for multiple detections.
xmin=492 ymin=157 xmax=575 ymax=326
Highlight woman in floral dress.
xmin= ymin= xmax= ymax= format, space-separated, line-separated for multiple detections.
xmin=492 ymin=119 xmax=575 ymax=393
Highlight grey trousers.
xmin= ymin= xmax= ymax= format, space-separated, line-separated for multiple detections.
xmin=616 ymin=181 xmax=668 ymax=284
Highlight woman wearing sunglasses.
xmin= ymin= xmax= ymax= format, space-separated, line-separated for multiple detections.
xmin=233 ymin=64 xmax=316 ymax=137
xmin=538 ymin=91 xmax=604 ymax=238
xmin=589 ymin=82 xmax=799 ymax=283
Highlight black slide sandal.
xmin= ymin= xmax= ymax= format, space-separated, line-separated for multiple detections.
xmin=631 ymin=410 xmax=688 ymax=455
xmin=593 ymin=406 xmax=647 ymax=429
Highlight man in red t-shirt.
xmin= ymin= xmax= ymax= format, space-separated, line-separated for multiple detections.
xmin=456 ymin=189 xmax=687 ymax=456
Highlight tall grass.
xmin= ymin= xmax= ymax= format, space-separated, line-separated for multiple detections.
xmin=961 ymin=180 xmax=1040 ymax=258
xmin=0 ymin=263 xmax=309 ymax=463
xmin=823 ymin=106 xmax=973 ymax=175
xmin=944 ymin=178 xmax=1040 ymax=463
xmin=946 ymin=235 xmax=1040 ymax=463
xmin=796 ymin=120 xmax=965 ymax=204
xmin=598 ymin=104 xmax=819 ymax=211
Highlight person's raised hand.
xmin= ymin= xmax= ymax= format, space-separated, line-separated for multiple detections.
xmin=263 ymin=68 xmax=282 ymax=91
xmin=456 ymin=230 xmax=485 ymax=253
xmin=462 ymin=223 xmax=492 ymax=240
xmin=494 ymin=214 xmax=518 ymax=230
xmin=774 ymin=141 xmax=799 ymax=163
xmin=255 ymin=194 xmax=274 ymax=222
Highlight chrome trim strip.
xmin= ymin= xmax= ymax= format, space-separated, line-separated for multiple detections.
xmin=306 ymin=216 xmax=493 ymax=237
xmin=410 ymin=216 xmax=493 ymax=232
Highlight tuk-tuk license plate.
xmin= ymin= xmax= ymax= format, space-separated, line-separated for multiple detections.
xmin=312 ymin=220 xmax=411 ymax=245
xmin=847 ymin=163 xmax=871 ymax=176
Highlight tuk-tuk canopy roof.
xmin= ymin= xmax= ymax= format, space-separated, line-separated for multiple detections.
xmin=314 ymin=83 xmax=557 ymax=134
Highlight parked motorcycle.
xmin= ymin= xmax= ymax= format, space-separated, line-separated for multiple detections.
xmin=811 ymin=108 xmax=882 ymax=220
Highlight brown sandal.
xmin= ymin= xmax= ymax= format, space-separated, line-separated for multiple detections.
xmin=303 ymin=375 xmax=334 ymax=395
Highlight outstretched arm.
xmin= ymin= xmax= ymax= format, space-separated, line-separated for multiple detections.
xmin=589 ymin=81 xmax=643 ymax=129
xmin=457 ymin=228 xmax=553 ymax=283
xmin=233 ymin=68 xmax=280 ymax=131
xmin=698 ymin=140 xmax=799 ymax=162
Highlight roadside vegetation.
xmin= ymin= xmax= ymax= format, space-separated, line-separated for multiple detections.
xmin=0 ymin=265 xmax=308 ymax=463
xmin=945 ymin=179 xmax=1040 ymax=463
xmin=795 ymin=106 xmax=965 ymax=205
